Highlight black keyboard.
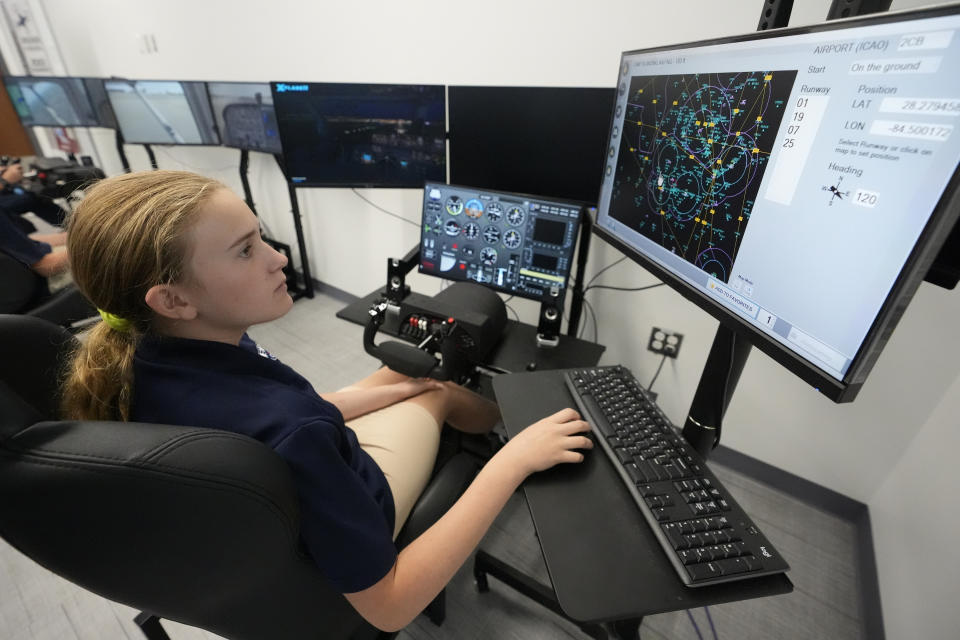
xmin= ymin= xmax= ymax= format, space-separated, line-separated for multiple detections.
xmin=564 ymin=365 xmax=789 ymax=587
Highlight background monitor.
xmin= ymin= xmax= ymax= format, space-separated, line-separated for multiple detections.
xmin=594 ymin=4 xmax=960 ymax=402
xmin=418 ymin=181 xmax=582 ymax=304
xmin=271 ymin=82 xmax=446 ymax=188
xmin=104 ymin=80 xmax=219 ymax=145
xmin=206 ymin=82 xmax=282 ymax=154
xmin=4 ymin=76 xmax=99 ymax=127
xmin=448 ymin=86 xmax=615 ymax=204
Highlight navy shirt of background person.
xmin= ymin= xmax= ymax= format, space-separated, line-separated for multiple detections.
xmin=132 ymin=333 xmax=398 ymax=593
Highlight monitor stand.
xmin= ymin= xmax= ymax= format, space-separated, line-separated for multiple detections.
xmin=682 ymin=324 xmax=751 ymax=459
xmin=114 ymin=130 xmax=131 ymax=173
xmin=142 ymin=144 xmax=158 ymax=170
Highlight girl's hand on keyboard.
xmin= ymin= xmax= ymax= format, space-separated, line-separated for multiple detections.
xmin=501 ymin=408 xmax=593 ymax=476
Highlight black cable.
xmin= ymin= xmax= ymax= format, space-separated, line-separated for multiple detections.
xmin=686 ymin=609 xmax=706 ymax=640
xmin=647 ymin=354 xmax=668 ymax=392
xmin=583 ymin=255 xmax=628 ymax=289
xmin=582 ymin=296 xmax=599 ymax=343
xmin=505 ymin=304 xmax=519 ymax=322
xmin=704 ymin=606 xmax=720 ymax=640
xmin=351 ymin=188 xmax=420 ymax=228
xmin=582 ymin=283 xmax=666 ymax=294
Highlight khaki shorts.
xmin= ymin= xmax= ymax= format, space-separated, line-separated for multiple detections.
xmin=344 ymin=400 xmax=440 ymax=539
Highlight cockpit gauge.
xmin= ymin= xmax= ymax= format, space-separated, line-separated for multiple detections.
xmin=503 ymin=229 xmax=522 ymax=249
xmin=444 ymin=219 xmax=461 ymax=236
xmin=464 ymin=199 xmax=484 ymax=218
xmin=485 ymin=201 xmax=503 ymax=222
xmin=480 ymin=247 xmax=498 ymax=266
xmin=506 ymin=205 xmax=526 ymax=226
xmin=482 ymin=225 xmax=501 ymax=244
xmin=445 ymin=196 xmax=464 ymax=215
xmin=463 ymin=222 xmax=480 ymax=239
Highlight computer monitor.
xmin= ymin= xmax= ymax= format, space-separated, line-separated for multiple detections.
xmin=595 ymin=4 xmax=960 ymax=403
xmin=448 ymin=86 xmax=615 ymax=204
xmin=418 ymin=182 xmax=582 ymax=305
xmin=3 ymin=76 xmax=100 ymax=127
xmin=104 ymin=80 xmax=219 ymax=145
xmin=270 ymin=82 xmax=446 ymax=188
xmin=206 ymin=82 xmax=282 ymax=154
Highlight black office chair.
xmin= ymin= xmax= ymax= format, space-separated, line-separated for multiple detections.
xmin=0 ymin=314 xmax=479 ymax=640
xmin=0 ymin=250 xmax=96 ymax=327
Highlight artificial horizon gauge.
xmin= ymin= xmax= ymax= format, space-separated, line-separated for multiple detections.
xmin=482 ymin=225 xmax=501 ymax=244
xmin=465 ymin=198 xmax=484 ymax=218
xmin=485 ymin=201 xmax=503 ymax=222
xmin=445 ymin=195 xmax=463 ymax=215
xmin=463 ymin=222 xmax=480 ymax=239
xmin=444 ymin=219 xmax=461 ymax=236
xmin=426 ymin=212 xmax=442 ymax=233
xmin=503 ymin=229 xmax=522 ymax=249
xmin=506 ymin=205 xmax=525 ymax=226
xmin=480 ymin=246 xmax=498 ymax=266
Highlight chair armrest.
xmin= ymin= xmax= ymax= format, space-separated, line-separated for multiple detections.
xmin=394 ymin=452 xmax=479 ymax=550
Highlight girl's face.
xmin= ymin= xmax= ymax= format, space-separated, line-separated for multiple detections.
xmin=177 ymin=189 xmax=293 ymax=341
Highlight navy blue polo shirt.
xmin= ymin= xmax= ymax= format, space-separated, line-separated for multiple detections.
xmin=131 ymin=334 xmax=397 ymax=593
xmin=0 ymin=212 xmax=51 ymax=266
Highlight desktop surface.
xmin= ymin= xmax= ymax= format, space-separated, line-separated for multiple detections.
xmin=493 ymin=369 xmax=792 ymax=622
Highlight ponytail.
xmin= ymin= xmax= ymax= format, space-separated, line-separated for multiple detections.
xmin=62 ymin=322 xmax=139 ymax=421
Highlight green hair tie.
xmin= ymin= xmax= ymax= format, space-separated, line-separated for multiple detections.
xmin=98 ymin=309 xmax=132 ymax=333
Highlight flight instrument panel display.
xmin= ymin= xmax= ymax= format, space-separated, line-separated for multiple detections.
xmin=418 ymin=183 xmax=582 ymax=303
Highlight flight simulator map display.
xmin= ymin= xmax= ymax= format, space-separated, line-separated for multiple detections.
xmin=608 ymin=70 xmax=796 ymax=283
xmin=597 ymin=12 xmax=960 ymax=379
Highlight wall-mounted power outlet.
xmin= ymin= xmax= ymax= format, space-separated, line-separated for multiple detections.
xmin=648 ymin=327 xmax=683 ymax=358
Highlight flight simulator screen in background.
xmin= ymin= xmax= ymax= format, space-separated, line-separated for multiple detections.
xmin=597 ymin=13 xmax=960 ymax=379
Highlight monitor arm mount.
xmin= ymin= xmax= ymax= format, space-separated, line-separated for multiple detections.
xmin=385 ymin=245 xmax=420 ymax=305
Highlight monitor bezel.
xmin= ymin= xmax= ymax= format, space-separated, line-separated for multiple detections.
xmin=103 ymin=78 xmax=221 ymax=146
xmin=270 ymin=81 xmax=447 ymax=189
xmin=418 ymin=180 xmax=584 ymax=305
xmin=593 ymin=3 xmax=960 ymax=403
xmin=3 ymin=75 xmax=103 ymax=128
xmin=204 ymin=80 xmax=283 ymax=154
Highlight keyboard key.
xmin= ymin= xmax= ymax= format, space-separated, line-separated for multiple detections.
xmin=687 ymin=562 xmax=722 ymax=581
xmin=715 ymin=557 xmax=750 ymax=575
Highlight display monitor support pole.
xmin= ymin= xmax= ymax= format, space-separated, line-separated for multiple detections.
xmin=273 ymin=154 xmax=314 ymax=300
xmin=115 ymin=130 xmax=131 ymax=173
xmin=682 ymin=325 xmax=751 ymax=458
xmin=142 ymin=144 xmax=158 ymax=170
xmin=239 ymin=149 xmax=257 ymax=215
xmin=566 ymin=208 xmax=592 ymax=338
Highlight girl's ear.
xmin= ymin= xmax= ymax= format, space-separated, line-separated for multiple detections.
xmin=144 ymin=284 xmax=198 ymax=321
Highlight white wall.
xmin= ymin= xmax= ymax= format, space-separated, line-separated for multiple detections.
xmin=19 ymin=1 xmax=960 ymax=635
xmin=870 ymin=369 xmax=960 ymax=640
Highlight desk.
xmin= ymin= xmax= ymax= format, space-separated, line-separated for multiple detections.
xmin=336 ymin=288 xmax=606 ymax=373
xmin=488 ymin=369 xmax=792 ymax=632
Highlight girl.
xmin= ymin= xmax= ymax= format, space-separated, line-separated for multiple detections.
xmin=62 ymin=170 xmax=591 ymax=632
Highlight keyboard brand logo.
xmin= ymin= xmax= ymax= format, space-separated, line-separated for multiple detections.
xmin=760 ymin=546 xmax=773 ymax=558
xmin=276 ymin=83 xmax=309 ymax=93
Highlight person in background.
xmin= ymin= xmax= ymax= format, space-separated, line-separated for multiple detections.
xmin=0 ymin=161 xmax=69 ymax=233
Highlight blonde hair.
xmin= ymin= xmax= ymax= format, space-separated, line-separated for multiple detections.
xmin=62 ymin=170 xmax=226 ymax=421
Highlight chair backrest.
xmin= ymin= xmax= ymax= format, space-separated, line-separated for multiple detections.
xmin=0 ymin=315 xmax=373 ymax=640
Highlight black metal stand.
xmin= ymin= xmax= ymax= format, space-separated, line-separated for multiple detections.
xmin=682 ymin=324 xmax=752 ymax=458
xmin=567 ymin=208 xmax=593 ymax=338
xmin=273 ymin=154 xmax=314 ymax=299
xmin=143 ymin=144 xmax=158 ymax=170
xmin=239 ymin=149 xmax=256 ymax=214
xmin=115 ymin=130 xmax=131 ymax=173
xmin=474 ymin=551 xmax=642 ymax=639
xmin=133 ymin=612 xmax=171 ymax=640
